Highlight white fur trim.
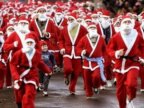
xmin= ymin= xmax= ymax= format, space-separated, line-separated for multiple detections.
xmin=113 ymin=66 xmax=139 ymax=74
xmin=25 ymin=38 xmax=35 ymax=44
xmin=121 ymin=18 xmax=132 ymax=24
xmin=23 ymin=79 xmax=37 ymax=89
xmin=19 ymin=20 xmax=29 ymax=24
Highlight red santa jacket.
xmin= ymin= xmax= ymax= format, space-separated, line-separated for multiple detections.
xmin=107 ymin=29 xmax=144 ymax=74
xmin=136 ymin=25 xmax=144 ymax=39
xmin=30 ymin=18 xmax=57 ymax=38
xmin=10 ymin=48 xmax=51 ymax=89
xmin=3 ymin=31 xmax=40 ymax=56
xmin=77 ymin=35 xmax=106 ymax=71
xmin=59 ymin=24 xmax=88 ymax=59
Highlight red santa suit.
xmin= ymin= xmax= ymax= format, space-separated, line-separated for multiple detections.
xmin=77 ymin=34 xmax=107 ymax=97
xmin=10 ymin=36 xmax=52 ymax=108
xmin=59 ymin=23 xmax=88 ymax=93
xmin=53 ymin=12 xmax=68 ymax=67
xmin=0 ymin=31 xmax=7 ymax=89
xmin=30 ymin=18 xmax=60 ymax=65
xmin=107 ymin=28 xmax=144 ymax=108
xmin=136 ymin=24 xmax=144 ymax=90
xmin=96 ymin=22 xmax=116 ymax=82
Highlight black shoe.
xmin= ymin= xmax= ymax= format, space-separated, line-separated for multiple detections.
xmin=94 ymin=88 xmax=99 ymax=94
xmin=64 ymin=77 xmax=69 ymax=85
xmin=17 ymin=103 xmax=22 ymax=108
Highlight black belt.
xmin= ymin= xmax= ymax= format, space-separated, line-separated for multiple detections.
xmin=121 ymin=56 xmax=138 ymax=62
xmin=20 ymin=66 xmax=34 ymax=69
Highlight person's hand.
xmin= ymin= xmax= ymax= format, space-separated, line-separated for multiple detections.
xmin=115 ymin=49 xmax=124 ymax=58
xmin=42 ymin=30 xmax=49 ymax=37
xmin=14 ymin=41 xmax=18 ymax=47
xmin=14 ymin=79 xmax=22 ymax=90
xmin=81 ymin=50 xmax=86 ymax=58
xmin=138 ymin=57 xmax=144 ymax=65
xmin=60 ymin=48 xmax=65 ymax=55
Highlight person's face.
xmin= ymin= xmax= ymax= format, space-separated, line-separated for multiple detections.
xmin=68 ymin=17 xmax=75 ymax=23
xmin=123 ymin=20 xmax=132 ymax=25
xmin=37 ymin=9 xmax=46 ymax=14
xmin=41 ymin=44 xmax=48 ymax=52
xmin=26 ymin=41 xmax=33 ymax=46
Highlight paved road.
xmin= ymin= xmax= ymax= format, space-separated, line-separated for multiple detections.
xmin=0 ymin=72 xmax=144 ymax=108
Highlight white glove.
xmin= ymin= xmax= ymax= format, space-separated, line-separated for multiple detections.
xmin=60 ymin=48 xmax=65 ymax=55
xmin=115 ymin=49 xmax=124 ymax=59
xmin=14 ymin=41 xmax=18 ymax=47
xmin=14 ymin=79 xmax=22 ymax=90
xmin=81 ymin=50 xmax=86 ymax=58
xmin=138 ymin=57 xmax=144 ymax=64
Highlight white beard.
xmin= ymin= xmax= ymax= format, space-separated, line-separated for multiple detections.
xmin=68 ymin=21 xmax=78 ymax=31
xmin=88 ymin=29 xmax=98 ymax=38
xmin=114 ymin=27 xmax=120 ymax=33
xmin=55 ymin=15 xmax=63 ymax=23
xmin=92 ymin=19 xmax=99 ymax=24
xmin=0 ymin=36 xmax=4 ymax=43
xmin=17 ymin=24 xmax=30 ymax=34
xmin=38 ymin=13 xmax=47 ymax=22
xmin=101 ymin=19 xmax=111 ymax=29
xmin=120 ymin=23 xmax=133 ymax=35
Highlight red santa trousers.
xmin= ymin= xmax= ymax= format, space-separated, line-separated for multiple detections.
xmin=139 ymin=66 xmax=144 ymax=89
xmin=115 ymin=69 xmax=139 ymax=108
xmin=14 ymin=84 xmax=36 ymax=108
xmin=0 ymin=65 xmax=6 ymax=89
xmin=63 ymin=57 xmax=82 ymax=92
xmin=83 ymin=68 xmax=101 ymax=97
xmin=6 ymin=63 xmax=12 ymax=87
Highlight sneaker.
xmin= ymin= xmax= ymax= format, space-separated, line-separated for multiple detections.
xmin=140 ymin=89 xmax=144 ymax=93
xmin=6 ymin=86 xmax=12 ymax=89
xmin=43 ymin=91 xmax=48 ymax=97
xmin=70 ymin=91 xmax=75 ymax=95
xmin=93 ymin=88 xmax=99 ymax=94
xmin=127 ymin=100 xmax=135 ymax=108
xmin=99 ymin=85 xmax=105 ymax=90
xmin=106 ymin=80 xmax=113 ymax=87
xmin=86 ymin=96 xmax=93 ymax=99
xmin=64 ymin=77 xmax=69 ymax=85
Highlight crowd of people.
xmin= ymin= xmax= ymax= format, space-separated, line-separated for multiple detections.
xmin=0 ymin=0 xmax=144 ymax=108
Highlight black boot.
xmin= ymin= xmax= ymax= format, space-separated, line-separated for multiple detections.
xmin=17 ymin=103 xmax=22 ymax=108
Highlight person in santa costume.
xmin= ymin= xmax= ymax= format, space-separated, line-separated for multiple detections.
xmin=0 ymin=29 xmax=7 ymax=89
xmin=107 ymin=16 xmax=144 ymax=108
xmin=3 ymin=16 xmax=40 ymax=55
xmin=10 ymin=33 xmax=52 ymax=108
xmin=76 ymin=22 xmax=107 ymax=99
xmin=30 ymin=6 xmax=60 ymax=67
xmin=97 ymin=10 xmax=116 ymax=88
xmin=136 ymin=15 xmax=144 ymax=93
xmin=59 ymin=13 xmax=88 ymax=95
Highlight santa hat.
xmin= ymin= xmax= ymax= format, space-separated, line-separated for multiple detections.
xmin=87 ymin=22 xmax=96 ymax=29
xmin=18 ymin=16 xmax=29 ymax=24
xmin=6 ymin=24 xmax=14 ymax=31
xmin=25 ymin=32 xmax=36 ymax=44
xmin=55 ymin=8 xmax=63 ymax=14
xmin=101 ymin=10 xmax=110 ymax=17
xmin=36 ymin=6 xmax=47 ymax=13
xmin=85 ymin=15 xmax=92 ymax=22
xmin=67 ymin=13 xmax=77 ymax=20
xmin=40 ymin=40 xmax=47 ymax=46
xmin=121 ymin=16 xmax=132 ymax=24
